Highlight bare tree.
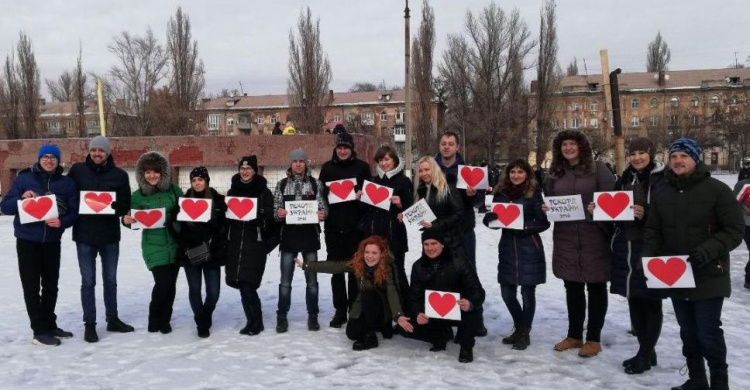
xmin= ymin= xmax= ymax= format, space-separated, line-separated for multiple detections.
xmin=566 ymin=57 xmax=579 ymax=76
xmin=167 ymin=7 xmax=205 ymax=111
xmin=0 ymin=53 xmax=21 ymax=139
xmin=287 ymin=6 xmax=332 ymax=134
xmin=411 ymin=0 xmax=436 ymax=156
xmin=348 ymin=82 xmax=379 ymax=92
xmin=17 ymin=32 xmax=41 ymax=139
xmin=646 ymin=31 xmax=671 ymax=72
xmin=74 ymin=46 xmax=89 ymax=137
xmin=108 ymin=28 xmax=168 ymax=135
xmin=45 ymin=71 xmax=75 ymax=102
xmin=534 ymin=0 xmax=561 ymax=167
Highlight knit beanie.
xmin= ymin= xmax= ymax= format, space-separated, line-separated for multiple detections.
xmin=38 ymin=144 xmax=61 ymax=161
xmin=335 ymin=132 xmax=354 ymax=149
xmin=190 ymin=166 xmax=210 ymax=183
xmin=89 ymin=136 xmax=111 ymax=155
xmin=289 ymin=148 xmax=308 ymax=164
xmin=421 ymin=228 xmax=446 ymax=245
xmin=239 ymin=155 xmax=259 ymax=172
xmin=669 ymin=138 xmax=701 ymax=164
xmin=627 ymin=137 xmax=655 ymax=157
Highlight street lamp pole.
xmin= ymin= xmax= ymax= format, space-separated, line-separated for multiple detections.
xmin=404 ymin=0 xmax=413 ymax=176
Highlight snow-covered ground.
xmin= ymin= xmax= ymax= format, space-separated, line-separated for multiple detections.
xmin=1 ymin=174 xmax=748 ymax=389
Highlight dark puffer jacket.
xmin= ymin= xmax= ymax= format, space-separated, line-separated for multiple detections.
xmin=318 ymin=148 xmax=371 ymax=234
xmin=358 ymin=161 xmax=413 ymax=254
xmin=408 ymin=249 xmax=485 ymax=317
xmin=609 ymin=161 xmax=665 ymax=299
xmin=273 ymin=167 xmax=328 ymax=253
xmin=0 ymin=163 xmax=79 ymax=243
xmin=643 ymin=163 xmax=744 ymax=301
xmin=67 ymin=154 xmax=131 ymax=245
xmin=225 ymin=174 xmax=275 ymax=289
xmin=547 ymin=160 xmax=616 ymax=283
xmin=173 ymin=187 xmax=228 ymax=268
xmin=436 ymin=152 xmax=477 ymax=234
xmin=483 ymin=187 xmax=550 ymax=286
xmin=417 ymin=183 xmax=465 ymax=260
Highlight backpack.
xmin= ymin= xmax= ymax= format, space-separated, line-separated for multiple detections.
xmin=264 ymin=177 xmax=319 ymax=254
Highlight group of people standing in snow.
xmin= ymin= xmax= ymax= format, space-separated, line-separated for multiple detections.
xmin=2 ymin=128 xmax=744 ymax=389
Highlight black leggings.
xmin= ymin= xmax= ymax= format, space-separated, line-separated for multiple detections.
xmin=629 ymin=297 xmax=663 ymax=356
xmin=564 ymin=280 xmax=608 ymax=342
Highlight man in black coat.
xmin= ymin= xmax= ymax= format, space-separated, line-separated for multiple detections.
xmin=318 ymin=132 xmax=371 ymax=328
xmin=67 ymin=136 xmax=134 ymax=343
xmin=737 ymin=160 xmax=750 ymax=181
xmin=400 ymin=229 xmax=485 ymax=363
xmin=643 ymin=138 xmax=743 ymax=390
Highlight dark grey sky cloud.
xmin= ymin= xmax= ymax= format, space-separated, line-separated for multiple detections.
xmin=2 ymin=0 xmax=748 ymax=98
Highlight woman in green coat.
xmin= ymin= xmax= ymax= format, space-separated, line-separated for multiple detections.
xmin=297 ymin=235 xmax=408 ymax=351
xmin=123 ymin=151 xmax=183 ymax=334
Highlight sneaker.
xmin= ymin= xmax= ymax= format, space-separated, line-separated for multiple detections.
xmin=307 ymin=315 xmax=320 ymax=331
xmin=52 ymin=328 xmax=73 ymax=338
xmin=458 ymin=347 xmax=474 ymax=363
xmin=106 ymin=317 xmax=135 ymax=333
xmin=578 ymin=341 xmax=602 ymax=358
xmin=553 ymin=337 xmax=583 ymax=351
xmin=329 ymin=311 xmax=347 ymax=328
xmin=276 ymin=315 xmax=289 ymax=333
xmin=32 ymin=334 xmax=61 ymax=346
xmin=84 ymin=323 xmax=99 ymax=343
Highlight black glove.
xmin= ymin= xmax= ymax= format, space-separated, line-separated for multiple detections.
xmin=56 ymin=197 xmax=68 ymax=216
xmin=687 ymin=251 xmax=710 ymax=269
xmin=482 ymin=212 xmax=498 ymax=226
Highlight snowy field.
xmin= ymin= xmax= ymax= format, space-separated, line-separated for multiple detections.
xmin=0 ymin=174 xmax=749 ymax=390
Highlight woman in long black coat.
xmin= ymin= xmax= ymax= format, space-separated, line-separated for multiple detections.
xmin=483 ymin=159 xmax=549 ymax=351
xmin=224 ymin=156 xmax=275 ymax=335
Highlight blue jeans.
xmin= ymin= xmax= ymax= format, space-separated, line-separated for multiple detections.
xmin=500 ymin=284 xmax=537 ymax=329
xmin=672 ymin=297 xmax=727 ymax=370
xmin=76 ymin=242 xmax=120 ymax=324
xmin=277 ymin=251 xmax=318 ymax=316
xmin=184 ymin=265 xmax=221 ymax=323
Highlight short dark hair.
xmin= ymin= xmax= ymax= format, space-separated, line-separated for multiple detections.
xmin=441 ymin=131 xmax=460 ymax=145
xmin=374 ymin=145 xmax=400 ymax=167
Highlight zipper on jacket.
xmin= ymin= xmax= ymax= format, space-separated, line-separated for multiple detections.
xmin=236 ymin=222 xmax=245 ymax=283
xmin=625 ymin=240 xmax=632 ymax=298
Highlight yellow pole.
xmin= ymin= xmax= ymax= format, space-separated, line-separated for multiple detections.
xmin=96 ymin=78 xmax=107 ymax=136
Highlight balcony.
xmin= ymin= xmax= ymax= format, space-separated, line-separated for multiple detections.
xmin=238 ymin=122 xmax=252 ymax=131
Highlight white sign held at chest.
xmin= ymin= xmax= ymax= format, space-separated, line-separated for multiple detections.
xmin=285 ymin=201 xmax=319 ymax=224
xmin=593 ymin=191 xmax=634 ymax=221
xmin=489 ymin=202 xmax=524 ymax=230
xmin=401 ymin=199 xmax=437 ymax=229
xmin=130 ymin=208 xmax=166 ymax=229
xmin=17 ymin=195 xmax=59 ymax=224
xmin=360 ymin=180 xmax=393 ymax=210
xmin=326 ymin=178 xmax=357 ymax=204
xmin=456 ymin=165 xmax=489 ymax=190
xmin=225 ymin=196 xmax=257 ymax=221
xmin=425 ymin=290 xmax=461 ymax=321
xmin=543 ymin=195 xmax=586 ymax=222
xmin=79 ymin=191 xmax=116 ymax=215
xmin=177 ymin=198 xmax=213 ymax=222
xmin=642 ymin=255 xmax=696 ymax=289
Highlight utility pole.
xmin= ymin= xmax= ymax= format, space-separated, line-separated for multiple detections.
xmin=404 ymin=0 xmax=413 ymax=176
xmin=96 ymin=78 xmax=106 ymax=136
xmin=600 ymin=49 xmax=624 ymax=174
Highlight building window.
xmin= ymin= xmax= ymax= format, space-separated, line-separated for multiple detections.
xmin=395 ymin=112 xmax=404 ymax=123
xmin=239 ymin=115 xmax=250 ymax=124
xmin=571 ymin=117 xmax=580 ymax=129
xmin=551 ymin=119 xmax=559 ymax=129
xmin=650 ymin=116 xmax=658 ymax=127
xmin=362 ymin=112 xmax=374 ymax=120
xmin=271 ymin=115 xmax=277 ymax=124
xmin=68 ymin=121 xmax=75 ymax=129
xmin=346 ymin=113 xmax=355 ymax=122
xmin=227 ymin=117 xmax=234 ymax=126
xmin=631 ymin=116 xmax=640 ymax=127
xmin=650 ymin=98 xmax=658 ymax=108
xmin=670 ymin=115 xmax=678 ymax=126
xmin=47 ymin=121 xmax=61 ymax=134
xmin=393 ymin=127 xmax=405 ymax=135
xmin=380 ymin=111 xmax=388 ymax=121
xmin=570 ymin=102 xmax=579 ymax=111
xmin=670 ymin=97 xmax=679 ymax=108
xmin=689 ymin=115 xmax=698 ymax=126
xmin=257 ymin=116 xmax=264 ymax=125
xmin=590 ymin=118 xmax=599 ymax=128
xmin=710 ymin=95 xmax=719 ymax=105
xmin=691 ymin=97 xmax=699 ymax=107
xmin=730 ymin=96 xmax=739 ymax=106
xmin=333 ymin=114 xmax=341 ymax=122
xmin=590 ymin=102 xmax=598 ymax=112
xmin=207 ymin=114 xmax=220 ymax=130
xmin=631 ymin=99 xmax=639 ymax=109
xmin=86 ymin=120 xmax=100 ymax=129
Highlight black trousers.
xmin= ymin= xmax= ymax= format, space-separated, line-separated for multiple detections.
xmin=392 ymin=251 xmax=410 ymax=307
xmin=403 ymin=309 xmax=480 ymax=349
xmin=629 ymin=297 xmax=663 ymax=357
xmin=345 ymin=289 xmax=385 ymax=341
xmin=148 ymin=264 xmax=179 ymax=328
xmin=325 ymin=231 xmax=362 ymax=313
xmin=17 ymin=239 xmax=61 ymax=335
xmin=564 ymin=280 xmax=608 ymax=342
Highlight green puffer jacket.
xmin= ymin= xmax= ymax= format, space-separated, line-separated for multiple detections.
xmin=643 ymin=163 xmax=744 ymax=300
xmin=305 ymin=256 xmax=403 ymax=322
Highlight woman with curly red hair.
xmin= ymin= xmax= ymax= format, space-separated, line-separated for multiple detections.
xmin=297 ymin=236 xmax=408 ymax=351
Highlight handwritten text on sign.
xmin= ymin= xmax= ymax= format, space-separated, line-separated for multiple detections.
xmin=18 ymin=195 xmax=59 ymax=224
xmin=285 ymin=201 xmax=319 ymax=224
xmin=425 ymin=290 xmax=461 ymax=321
xmin=642 ymin=255 xmax=696 ymax=289
xmin=402 ymin=199 xmax=437 ymax=229
xmin=544 ymin=195 xmax=585 ymax=222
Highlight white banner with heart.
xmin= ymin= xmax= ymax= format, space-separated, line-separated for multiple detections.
xmin=130 ymin=208 xmax=166 ymax=230
xmin=177 ymin=198 xmax=213 ymax=222
xmin=425 ymin=290 xmax=461 ymax=321
xmin=642 ymin=255 xmax=696 ymax=289
xmin=225 ymin=196 xmax=257 ymax=221
xmin=79 ymin=191 xmax=116 ymax=215
xmin=18 ymin=195 xmax=59 ymax=224
xmin=360 ymin=180 xmax=393 ymax=211
xmin=326 ymin=178 xmax=357 ymax=204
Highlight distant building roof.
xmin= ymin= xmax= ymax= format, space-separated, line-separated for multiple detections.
xmin=199 ymin=90 xmax=420 ymax=111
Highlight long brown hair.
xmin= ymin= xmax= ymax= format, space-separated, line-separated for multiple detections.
xmin=348 ymin=236 xmax=390 ymax=285
xmin=493 ymin=159 xmax=538 ymax=198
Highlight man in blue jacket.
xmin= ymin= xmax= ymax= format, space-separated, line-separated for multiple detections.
xmin=67 ymin=136 xmax=134 ymax=343
xmin=0 ymin=144 xmax=79 ymax=346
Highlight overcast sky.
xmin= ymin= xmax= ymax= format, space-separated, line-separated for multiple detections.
xmin=2 ymin=0 xmax=749 ymax=98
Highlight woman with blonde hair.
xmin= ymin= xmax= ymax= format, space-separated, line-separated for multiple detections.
xmin=415 ymin=156 xmax=464 ymax=261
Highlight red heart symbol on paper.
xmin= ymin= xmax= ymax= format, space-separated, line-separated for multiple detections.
xmin=84 ymin=192 xmax=113 ymax=213
xmin=365 ymin=183 xmax=390 ymax=205
xmin=329 ymin=180 xmax=354 ymax=200
xmin=460 ymin=166 xmax=485 ymax=188
xmin=428 ymin=291 xmax=457 ymax=317
xmin=597 ymin=192 xmax=630 ymax=219
xmin=493 ymin=204 xmax=521 ymax=226
xmin=647 ymin=257 xmax=687 ymax=286
xmin=182 ymin=199 xmax=209 ymax=220
xmin=22 ymin=197 xmax=53 ymax=220
xmin=227 ymin=197 xmax=254 ymax=219
xmin=133 ymin=210 xmax=163 ymax=228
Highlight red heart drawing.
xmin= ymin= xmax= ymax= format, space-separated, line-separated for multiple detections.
xmin=22 ymin=197 xmax=53 ymax=220
xmin=428 ymin=291 xmax=457 ymax=317
xmin=329 ymin=180 xmax=354 ymax=200
xmin=493 ymin=204 xmax=521 ymax=226
xmin=460 ymin=166 xmax=485 ymax=188
xmin=133 ymin=210 xmax=163 ymax=228
xmin=647 ymin=257 xmax=687 ymax=286
xmin=84 ymin=192 xmax=113 ymax=213
xmin=227 ymin=197 xmax=255 ymax=219
xmin=365 ymin=183 xmax=390 ymax=205
xmin=597 ymin=192 xmax=630 ymax=219
xmin=182 ymin=199 xmax=209 ymax=220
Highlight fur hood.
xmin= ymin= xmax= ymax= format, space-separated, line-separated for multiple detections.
xmin=549 ymin=130 xmax=595 ymax=177
xmin=135 ymin=151 xmax=172 ymax=195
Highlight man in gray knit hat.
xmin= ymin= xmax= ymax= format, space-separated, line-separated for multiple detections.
xmin=68 ymin=136 xmax=134 ymax=343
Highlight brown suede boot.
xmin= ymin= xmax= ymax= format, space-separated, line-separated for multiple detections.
xmin=553 ymin=337 xmax=583 ymax=351
xmin=578 ymin=341 xmax=602 ymax=357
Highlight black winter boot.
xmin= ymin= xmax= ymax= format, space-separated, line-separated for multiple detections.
xmin=512 ymin=328 xmax=531 ymax=351
xmin=502 ymin=325 xmax=522 ymax=345
xmin=329 ymin=310 xmax=347 ymax=328
xmin=248 ymin=303 xmax=264 ymax=335
xmin=276 ymin=314 xmax=288 ymax=333
xmin=84 ymin=323 xmax=99 ymax=343
xmin=671 ymin=358 xmax=709 ymax=390
xmin=307 ymin=315 xmax=320 ymax=331
xmin=624 ymin=350 xmax=657 ymax=368
xmin=196 ymin=316 xmax=210 ymax=338
xmin=709 ymin=368 xmax=728 ymax=390
xmin=106 ymin=317 xmax=135 ymax=333
xmin=458 ymin=347 xmax=474 ymax=363
xmin=353 ymin=332 xmax=379 ymax=351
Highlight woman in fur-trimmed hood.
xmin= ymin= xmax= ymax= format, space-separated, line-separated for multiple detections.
xmin=549 ymin=130 xmax=597 ymax=177
xmin=124 ymin=151 xmax=183 ymax=334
